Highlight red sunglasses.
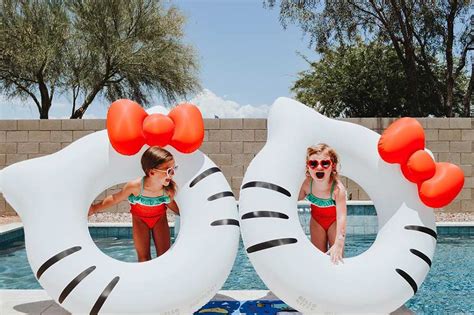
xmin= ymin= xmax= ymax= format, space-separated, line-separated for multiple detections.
xmin=307 ymin=159 xmax=332 ymax=169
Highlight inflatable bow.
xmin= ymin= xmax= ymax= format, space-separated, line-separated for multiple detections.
xmin=107 ymin=99 xmax=204 ymax=155
xmin=378 ymin=117 xmax=464 ymax=208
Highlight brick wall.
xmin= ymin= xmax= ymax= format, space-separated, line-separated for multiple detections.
xmin=1 ymin=118 xmax=472 ymax=215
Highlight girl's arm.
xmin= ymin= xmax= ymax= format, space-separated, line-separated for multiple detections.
xmin=334 ymin=185 xmax=347 ymax=244
xmin=328 ymin=182 xmax=347 ymax=264
xmin=298 ymin=177 xmax=309 ymax=201
xmin=89 ymin=181 xmax=138 ymax=216
xmin=167 ymin=200 xmax=180 ymax=215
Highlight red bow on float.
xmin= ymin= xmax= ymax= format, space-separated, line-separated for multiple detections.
xmin=106 ymin=99 xmax=204 ymax=155
xmin=378 ymin=117 xmax=464 ymax=208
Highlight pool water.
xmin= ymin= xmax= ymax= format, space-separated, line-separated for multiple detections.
xmin=0 ymin=233 xmax=473 ymax=313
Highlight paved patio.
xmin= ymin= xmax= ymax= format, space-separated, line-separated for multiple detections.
xmin=0 ymin=290 xmax=416 ymax=314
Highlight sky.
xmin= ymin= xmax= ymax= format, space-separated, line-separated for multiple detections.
xmin=0 ymin=0 xmax=319 ymax=119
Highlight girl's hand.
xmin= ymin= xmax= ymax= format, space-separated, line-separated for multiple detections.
xmin=326 ymin=240 xmax=344 ymax=265
xmin=167 ymin=200 xmax=180 ymax=215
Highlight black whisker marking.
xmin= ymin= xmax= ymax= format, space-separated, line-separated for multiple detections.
xmin=37 ymin=246 xmax=82 ymax=279
xmin=404 ymin=225 xmax=437 ymax=240
xmin=409 ymin=249 xmax=432 ymax=267
xmin=59 ymin=266 xmax=96 ymax=304
xmin=190 ymin=167 xmax=222 ymax=188
xmin=247 ymin=238 xmax=297 ymax=254
xmin=241 ymin=181 xmax=291 ymax=197
xmin=208 ymin=191 xmax=234 ymax=201
xmin=90 ymin=276 xmax=120 ymax=315
xmin=396 ymin=268 xmax=418 ymax=294
xmin=211 ymin=219 xmax=240 ymax=227
xmin=241 ymin=211 xmax=289 ymax=220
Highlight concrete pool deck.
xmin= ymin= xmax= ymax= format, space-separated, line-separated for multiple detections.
xmin=0 ymin=290 xmax=268 ymax=315
xmin=0 ymin=290 xmax=415 ymax=314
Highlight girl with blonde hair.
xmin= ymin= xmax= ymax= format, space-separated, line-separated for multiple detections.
xmin=298 ymin=143 xmax=347 ymax=264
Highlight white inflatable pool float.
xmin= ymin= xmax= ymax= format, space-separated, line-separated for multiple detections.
xmin=238 ymin=97 xmax=441 ymax=313
xmin=0 ymin=108 xmax=240 ymax=314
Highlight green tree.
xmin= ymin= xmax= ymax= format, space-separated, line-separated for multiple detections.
xmin=1 ymin=0 xmax=200 ymax=119
xmin=292 ymin=40 xmax=467 ymax=117
xmin=265 ymin=0 xmax=473 ymax=117
xmin=1 ymin=0 xmax=69 ymax=118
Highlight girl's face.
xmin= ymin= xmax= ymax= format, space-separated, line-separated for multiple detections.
xmin=149 ymin=159 xmax=176 ymax=186
xmin=307 ymin=152 xmax=333 ymax=182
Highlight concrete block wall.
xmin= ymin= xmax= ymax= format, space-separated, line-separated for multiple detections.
xmin=1 ymin=118 xmax=472 ymax=215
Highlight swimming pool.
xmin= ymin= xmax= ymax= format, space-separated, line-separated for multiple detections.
xmin=0 ymin=229 xmax=472 ymax=313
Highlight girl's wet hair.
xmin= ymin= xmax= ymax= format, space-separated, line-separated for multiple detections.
xmin=141 ymin=146 xmax=177 ymax=198
xmin=306 ymin=143 xmax=340 ymax=183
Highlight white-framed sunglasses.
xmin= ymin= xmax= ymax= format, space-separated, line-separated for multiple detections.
xmin=154 ymin=165 xmax=178 ymax=177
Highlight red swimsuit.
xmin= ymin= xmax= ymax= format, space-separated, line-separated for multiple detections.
xmin=128 ymin=177 xmax=171 ymax=229
xmin=306 ymin=180 xmax=337 ymax=231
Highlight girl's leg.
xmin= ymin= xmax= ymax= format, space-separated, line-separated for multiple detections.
xmin=327 ymin=222 xmax=337 ymax=247
xmin=151 ymin=215 xmax=171 ymax=257
xmin=132 ymin=215 xmax=151 ymax=262
xmin=310 ymin=218 xmax=328 ymax=252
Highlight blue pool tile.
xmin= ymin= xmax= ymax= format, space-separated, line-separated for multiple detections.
xmin=88 ymin=227 xmax=97 ymax=237
xmin=347 ymin=205 xmax=377 ymax=216
xmin=435 ymin=226 xmax=474 ymax=236
xmin=353 ymin=226 xmax=365 ymax=234
xmin=97 ymin=228 xmax=107 ymax=237
xmin=0 ymin=230 xmax=24 ymax=247
xmin=89 ymin=227 xmax=107 ymax=238
xmin=365 ymin=226 xmax=378 ymax=234
xmin=107 ymin=227 xmax=119 ymax=237
xmin=348 ymin=216 xmax=365 ymax=226
xmin=1 ymin=224 xmax=472 ymax=245
xmin=118 ymin=227 xmax=129 ymax=238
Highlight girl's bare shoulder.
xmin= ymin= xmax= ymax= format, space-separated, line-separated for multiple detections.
xmin=125 ymin=178 xmax=142 ymax=196
xmin=300 ymin=176 xmax=310 ymax=191
xmin=333 ymin=180 xmax=346 ymax=198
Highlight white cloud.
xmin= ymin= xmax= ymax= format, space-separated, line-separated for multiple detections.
xmin=82 ymin=113 xmax=101 ymax=119
xmin=146 ymin=105 xmax=170 ymax=115
xmin=190 ymin=89 xmax=270 ymax=118
xmin=1 ymin=88 xmax=271 ymax=119
xmin=48 ymin=115 xmax=70 ymax=119
xmin=147 ymin=89 xmax=271 ymax=119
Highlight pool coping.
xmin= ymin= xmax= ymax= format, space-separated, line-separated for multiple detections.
xmin=0 ymin=223 xmax=22 ymax=234
xmin=1 ymin=221 xmax=472 ymax=248
xmin=1 ymin=221 xmax=473 ymax=236
xmin=0 ymin=222 xmax=178 ymax=246
xmin=298 ymin=200 xmax=375 ymax=206
xmin=1 ymin=221 xmax=473 ymax=234
xmin=436 ymin=222 xmax=474 ymax=227
xmin=0 ymin=222 xmax=174 ymax=234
